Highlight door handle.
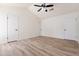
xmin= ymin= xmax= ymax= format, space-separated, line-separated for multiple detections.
xmin=15 ymin=29 xmax=18 ymax=31
xmin=64 ymin=29 xmax=67 ymax=31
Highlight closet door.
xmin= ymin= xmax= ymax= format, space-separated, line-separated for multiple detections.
xmin=0 ymin=14 xmax=7 ymax=44
xmin=7 ymin=13 xmax=19 ymax=42
xmin=64 ymin=16 xmax=77 ymax=40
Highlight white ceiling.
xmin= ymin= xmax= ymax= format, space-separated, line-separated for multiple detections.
xmin=0 ymin=3 xmax=79 ymax=19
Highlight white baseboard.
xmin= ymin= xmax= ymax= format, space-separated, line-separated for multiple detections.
xmin=41 ymin=35 xmax=64 ymax=39
xmin=41 ymin=35 xmax=79 ymax=43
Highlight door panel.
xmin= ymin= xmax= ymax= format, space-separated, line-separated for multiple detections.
xmin=64 ymin=16 xmax=77 ymax=40
xmin=8 ymin=14 xmax=18 ymax=42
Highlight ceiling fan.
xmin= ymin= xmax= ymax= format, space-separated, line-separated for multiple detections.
xmin=34 ymin=3 xmax=54 ymax=12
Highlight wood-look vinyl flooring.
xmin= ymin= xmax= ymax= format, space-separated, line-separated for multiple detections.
xmin=0 ymin=36 xmax=79 ymax=56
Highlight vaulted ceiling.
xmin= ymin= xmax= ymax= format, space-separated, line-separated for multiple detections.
xmin=0 ymin=3 xmax=79 ymax=19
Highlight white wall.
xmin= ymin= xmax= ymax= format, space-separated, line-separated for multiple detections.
xmin=41 ymin=15 xmax=64 ymax=39
xmin=76 ymin=15 xmax=79 ymax=43
xmin=0 ymin=13 xmax=7 ymax=44
xmin=18 ymin=9 xmax=41 ymax=40
xmin=41 ymin=12 xmax=79 ymax=42
xmin=0 ymin=6 xmax=40 ymax=44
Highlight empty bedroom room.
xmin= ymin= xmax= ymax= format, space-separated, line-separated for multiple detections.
xmin=0 ymin=3 xmax=79 ymax=56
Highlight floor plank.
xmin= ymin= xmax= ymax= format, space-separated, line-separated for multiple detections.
xmin=0 ymin=36 xmax=79 ymax=56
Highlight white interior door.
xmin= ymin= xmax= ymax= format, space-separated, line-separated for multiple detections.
xmin=64 ymin=16 xmax=77 ymax=40
xmin=8 ymin=13 xmax=19 ymax=42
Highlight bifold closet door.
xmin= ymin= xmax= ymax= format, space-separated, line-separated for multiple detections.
xmin=7 ymin=14 xmax=19 ymax=42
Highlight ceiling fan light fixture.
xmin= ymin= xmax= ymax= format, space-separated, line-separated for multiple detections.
xmin=45 ymin=9 xmax=48 ymax=12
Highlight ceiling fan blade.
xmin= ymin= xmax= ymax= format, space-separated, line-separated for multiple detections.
xmin=37 ymin=8 xmax=42 ymax=12
xmin=49 ymin=8 xmax=54 ymax=11
xmin=34 ymin=5 xmax=42 ymax=7
xmin=46 ymin=5 xmax=54 ymax=7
